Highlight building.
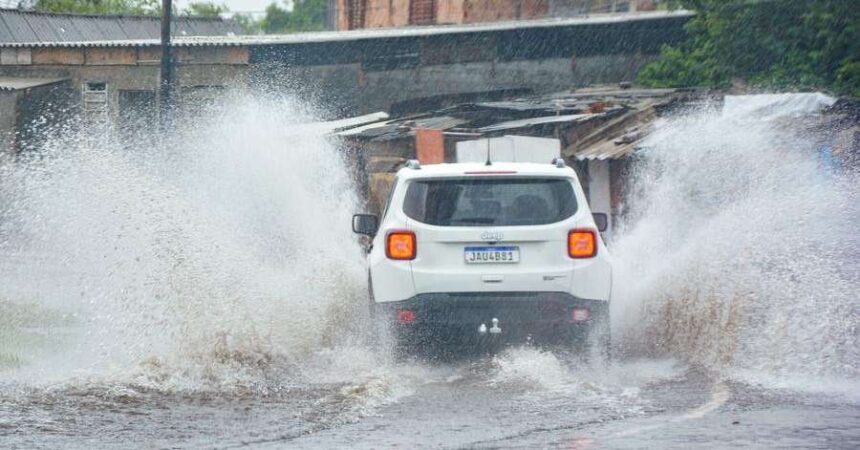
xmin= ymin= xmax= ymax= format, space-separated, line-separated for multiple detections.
xmin=0 ymin=8 xmax=243 ymax=153
xmin=333 ymin=0 xmax=660 ymax=30
xmin=0 ymin=76 xmax=75 ymax=154
xmin=0 ymin=10 xmax=690 ymax=153
xmin=331 ymin=86 xmax=700 ymax=237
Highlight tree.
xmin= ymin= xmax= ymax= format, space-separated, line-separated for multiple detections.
xmin=260 ymin=2 xmax=290 ymax=34
xmin=33 ymin=0 xmax=160 ymax=15
xmin=260 ymin=0 xmax=327 ymax=34
xmin=184 ymin=2 xmax=228 ymax=17
xmin=638 ymin=0 xmax=860 ymax=96
xmin=34 ymin=0 xmax=229 ymax=18
xmin=233 ymin=13 xmax=263 ymax=34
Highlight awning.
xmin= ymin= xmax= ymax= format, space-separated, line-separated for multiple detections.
xmin=0 ymin=77 xmax=67 ymax=91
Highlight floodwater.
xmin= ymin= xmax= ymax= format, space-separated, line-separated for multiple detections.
xmin=0 ymin=92 xmax=858 ymax=449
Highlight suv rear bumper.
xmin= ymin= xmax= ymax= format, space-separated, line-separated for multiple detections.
xmin=375 ymin=292 xmax=608 ymax=346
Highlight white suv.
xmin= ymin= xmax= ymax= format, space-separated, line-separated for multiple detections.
xmin=353 ymin=159 xmax=612 ymax=356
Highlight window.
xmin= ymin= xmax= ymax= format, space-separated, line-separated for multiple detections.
xmin=347 ymin=0 xmax=366 ymax=30
xmin=404 ymin=178 xmax=577 ymax=226
xmin=409 ymin=0 xmax=436 ymax=25
xmin=84 ymin=81 xmax=106 ymax=91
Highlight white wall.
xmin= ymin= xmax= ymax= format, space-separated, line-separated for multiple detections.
xmin=587 ymin=159 xmax=612 ymax=235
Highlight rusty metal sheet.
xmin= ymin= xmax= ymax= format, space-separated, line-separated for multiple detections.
xmin=85 ymin=47 xmax=137 ymax=65
xmin=31 ymin=47 xmax=84 ymax=65
xmin=223 ymin=47 xmax=249 ymax=64
xmin=136 ymin=47 xmax=162 ymax=64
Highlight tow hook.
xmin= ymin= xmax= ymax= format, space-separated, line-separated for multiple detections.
xmin=489 ymin=318 xmax=502 ymax=334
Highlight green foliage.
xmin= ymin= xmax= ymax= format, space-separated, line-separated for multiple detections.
xmin=34 ymin=0 xmax=229 ymax=18
xmin=638 ymin=0 xmax=860 ymax=96
xmin=261 ymin=0 xmax=327 ymax=34
xmin=184 ymin=2 xmax=228 ymax=17
xmin=233 ymin=13 xmax=263 ymax=34
xmin=260 ymin=2 xmax=290 ymax=33
xmin=34 ymin=0 xmax=161 ymax=15
xmin=34 ymin=0 xmax=327 ymax=35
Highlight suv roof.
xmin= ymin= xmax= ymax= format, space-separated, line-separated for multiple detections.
xmin=395 ymin=162 xmax=576 ymax=180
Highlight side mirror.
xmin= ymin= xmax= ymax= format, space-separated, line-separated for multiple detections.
xmin=592 ymin=213 xmax=608 ymax=232
xmin=352 ymin=214 xmax=379 ymax=236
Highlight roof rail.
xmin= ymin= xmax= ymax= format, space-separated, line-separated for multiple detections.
xmin=552 ymin=157 xmax=566 ymax=168
xmin=405 ymin=159 xmax=421 ymax=170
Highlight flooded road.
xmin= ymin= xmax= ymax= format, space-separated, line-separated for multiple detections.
xmin=1 ymin=92 xmax=858 ymax=448
xmin=2 ymin=353 xmax=858 ymax=449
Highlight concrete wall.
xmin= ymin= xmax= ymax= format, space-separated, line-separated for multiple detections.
xmin=0 ymin=13 xmax=689 ymax=125
xmin=253 ymin=51 xmax=656 ymax=116
xmin=362 ymin=53 xmax=654 ymax=110
xmin=0 ymin=46 xmax=251 ymax=133
xmin=252 ymin=13 xmax=688 ymax=115
xmin=586 ymin=158 xmax=612 ymax=236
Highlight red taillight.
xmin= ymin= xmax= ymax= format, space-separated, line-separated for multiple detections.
xmin=386 ymin=230 xmax=416 ymax=260
xmin=397 ymin=309 xmax=416 ymax=324
xmin=568 ymin=229 xmax=597 ymax=258
xmin=571 ymin=308 xmax=590 ymax=322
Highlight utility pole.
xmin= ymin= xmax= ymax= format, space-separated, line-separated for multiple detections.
xmin=159 ymin=0 xmax=174 ymax=131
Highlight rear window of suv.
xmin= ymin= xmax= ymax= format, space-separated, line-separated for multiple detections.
xmin=403 ymin=178 xmax=577 ymax=226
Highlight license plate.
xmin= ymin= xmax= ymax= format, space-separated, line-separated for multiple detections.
xmin=464 ymin=246 xmax=520 ymax=264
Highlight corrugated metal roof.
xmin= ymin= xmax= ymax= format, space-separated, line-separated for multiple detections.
xmin=571 ymin=108 xmax=659 ymax=160
xmin=0 ymin=9 xmax=691 ymax=48
xmin=477 ymin=113 xmax=599 ymax=132
xmin=0 ymin=76 xmax=67 ymax=91
xmin=335 ymin=119 xmax=394 ymax=137
xmin=573 ymin=133 xmax=645 ymax=160
xmin=0 ymin=8 xmax=242 ymax=44
xmin=353 ymin=115 xmax=470 ymax=142
xmin=337 ymin=87 xmax=693 ymax=160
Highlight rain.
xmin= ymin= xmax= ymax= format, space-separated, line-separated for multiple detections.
xmin=0 ymin=1 xmax=858 ymax=448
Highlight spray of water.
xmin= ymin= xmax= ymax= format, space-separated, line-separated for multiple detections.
xmin=1 ymin=88 xmax=856 ymax=408
xmin=0 ymin=90 xmax=374 ymax=394
xmin=610 ymin=102 xmax=859 ymax=388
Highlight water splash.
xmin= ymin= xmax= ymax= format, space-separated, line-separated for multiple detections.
xmin=0 ymin=91 xmax=371 ymax=393
xmin=611 ymin=101 xmax=859 ymax=382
